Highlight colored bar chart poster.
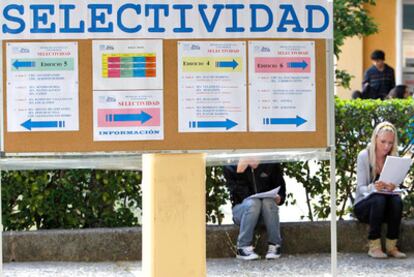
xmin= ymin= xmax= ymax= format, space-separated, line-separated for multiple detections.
xmin=93 ymin=90 xmax=163 ymax=141
xmin=6 ymin=42 xmax=79 ymax=132
xmin=178 ymin=41 xmax=247 ymax=133
xmin=248 ymin=41 xmax=316 ymax=132
xmin=92 ymin=40 xmax=163 ymax=90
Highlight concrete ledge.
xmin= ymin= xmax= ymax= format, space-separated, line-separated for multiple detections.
xmin=2 ymin=221 xmax=414 ymax=262
xmin=3 ymin=228 xmax=141 ymax=262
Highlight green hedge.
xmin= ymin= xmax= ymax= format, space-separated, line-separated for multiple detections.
xmin=2 ymin=98 xmax=414 ymax=230
xmin=1 ymin=170 xmax=142 ymax=230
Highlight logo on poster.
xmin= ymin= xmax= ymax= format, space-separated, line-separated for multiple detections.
xmin=12 ymin=47 xmax=30 ymax=54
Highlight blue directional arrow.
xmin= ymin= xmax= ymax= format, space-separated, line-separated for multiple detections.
xmin=287 ymin=60 xmax=308 ymax=70
xmin=109 ymin=111 xmax=152 ymax=124
xmin=215 ymin=59 xmax=239 ymax=70
xmin=13 ymin=60 xmax=35 ymax=70
xmin=263 ymin=116 xmax=307 ymax=127
xmin=189 ymin=119 xmax=238 ymax=130
xmin=21 ymin=119 xmax=65 ymax=131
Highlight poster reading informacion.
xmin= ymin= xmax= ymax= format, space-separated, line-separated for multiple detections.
xmin=249 ymin=41 xmax=316 ymax=132
xmin=93 ymin=90 xmax=163 ymax=141
xmin=92 ymin=40 xmax=163 ymax=91
xmin=6 ymin=42 xmax=79 ymax=132
xmin=178 ymin=41 xmax=247 ymax=133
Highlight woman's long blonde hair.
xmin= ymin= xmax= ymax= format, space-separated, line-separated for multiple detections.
xmin=367 ymin=121 xmax=398 ymax=181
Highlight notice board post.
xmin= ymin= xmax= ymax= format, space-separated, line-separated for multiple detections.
xmin=0 ymin=1 xmax=335 ymax=276
xmin=142 ymin=153 xmax=206 ymax=277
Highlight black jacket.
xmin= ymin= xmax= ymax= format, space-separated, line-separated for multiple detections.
xmin=224 ymin=163 xmax=286 ymax=207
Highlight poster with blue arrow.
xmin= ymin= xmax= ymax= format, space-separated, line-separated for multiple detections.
xmin=6 ymin=42 xmax=79 ymax=132
xmin=248 ymin=41 xmax=316 ymax=132
xmin=93 ymin=90 xmax=163 ymax=141
xmin=178 ymin=41 xmax=247 ymax=132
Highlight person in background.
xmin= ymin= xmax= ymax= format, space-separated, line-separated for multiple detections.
xmin=354 ymin=122 xmax=406 ymax=259
xmin=362 ymin=50 xmax=395 ymax=100
xmin=386 ymin=85 xmax=412 ymax=99
xmin=224 ymin=158 xmax=286 ymax=260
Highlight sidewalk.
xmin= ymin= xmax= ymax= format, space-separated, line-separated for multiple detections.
xmin=4 ymin=253 xmax=414 ymax=277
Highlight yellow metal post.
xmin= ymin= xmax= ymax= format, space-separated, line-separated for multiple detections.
xmin=142 ymin=153 xmax=206 ymax=277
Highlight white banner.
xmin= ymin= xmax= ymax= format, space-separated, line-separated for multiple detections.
xmin=0 ymin=0 xmax=333 ymax=40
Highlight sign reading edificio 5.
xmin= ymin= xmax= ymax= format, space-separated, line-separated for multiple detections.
xmin=0 ymin=0 xmax=333 ymax=40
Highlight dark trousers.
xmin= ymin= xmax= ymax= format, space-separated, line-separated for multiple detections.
xmin=354 ymin=193 xmax=403 ymax=240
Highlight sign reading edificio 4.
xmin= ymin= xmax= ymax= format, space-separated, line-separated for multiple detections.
xmin=0 ymin=0 xmax=333 ymax=39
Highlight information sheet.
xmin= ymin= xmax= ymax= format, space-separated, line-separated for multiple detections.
xmin=6 ymin=42 xmax=79 ymax=132
xmin=93 ymin=90 xmax=163 ymax=141
xmin=92 ymin=40 xmax=163 ymax=90
xmin=178 ymin=41 xmax=247 ymax=132
xmin=249 ymin=41 xmax=316 ymax=132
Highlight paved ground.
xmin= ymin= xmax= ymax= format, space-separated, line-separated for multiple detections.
xmin=3 ymin=253 xmax=414 ymax=276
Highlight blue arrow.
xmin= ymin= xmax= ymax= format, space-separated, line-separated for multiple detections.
xmin=13 ymin=60 xmax=35 ymax=70
xmin=287 ymin=60 xmax=308 ymax=69
xmin=21 ymin=119 xmax=65 ymax=131
xmin=111 ymin=111 xmax=152 ymax=124
xmin=215 ymin=59 xmax=239 ymax=69
xmin=189 ymin=119 xmax=238 ymax=130
xmin=263 ymin=116 xmax=307 ymax=127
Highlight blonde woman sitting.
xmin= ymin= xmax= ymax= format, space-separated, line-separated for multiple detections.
xmin=354 ymin=122 xmax=406 ymax=259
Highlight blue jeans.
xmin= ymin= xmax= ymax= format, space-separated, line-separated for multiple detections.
xmin=232 ymin=198 xmax=281 ymax=248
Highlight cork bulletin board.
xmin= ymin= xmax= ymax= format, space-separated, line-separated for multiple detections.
xmin=2 ymin=39 xmax=327 ymax=154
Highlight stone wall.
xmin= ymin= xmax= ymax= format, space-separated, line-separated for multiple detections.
xmin=3 ymin=221 xmax=414 ymax=262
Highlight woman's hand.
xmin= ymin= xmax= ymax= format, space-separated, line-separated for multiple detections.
xmin=384 ymin=182 xmax=396 ymax=192
xmin=374 ymin=181 xmax=387 ymax=191
xmin=375 ymin=181 xmax=396 ymax=192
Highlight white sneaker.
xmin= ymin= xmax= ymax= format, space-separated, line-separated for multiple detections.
xmin=265 ymin=244 xmax=281 ymax=259
xmin=236 ymin=246 xmax=260 ymax=260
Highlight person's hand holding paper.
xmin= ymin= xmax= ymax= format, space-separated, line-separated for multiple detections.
xmin=374 ymin=180 xmax=396 ymax=193
xmin=377 ymin=156 xmax=412 ymax=194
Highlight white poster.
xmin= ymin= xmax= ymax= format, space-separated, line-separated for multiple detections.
xmin=249 ymin=41 xmax=316 ymax=132
xmin=178 ymin=41 xmax=247 ymax=132
xmin=93 ymin=90 xmax=163 ymax=141
xmin=6 ymin=42 xmax=79 ymax=132
xmin=92 ymin=40 xmax=163 ymax=90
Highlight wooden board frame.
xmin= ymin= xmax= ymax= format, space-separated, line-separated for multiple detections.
xmin=2 ymin=38 xmax=327 ymax=154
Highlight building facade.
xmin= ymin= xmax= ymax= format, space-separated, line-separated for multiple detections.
xmin=337 ymin=0 xmax=414 ymax=99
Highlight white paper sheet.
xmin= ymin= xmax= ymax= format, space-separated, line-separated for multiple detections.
xmin=92 ymin=40 xmax=163 ymax=90
xmin=379 ymin=156 xmax=412 ymax=185
xmin=248 ymin=187 xmax=280 ymax=199
xmin=93 ymin=90 xmax=163 ymax=141
xmin=178 ymin=41 xmax=247 ymax=133
xmin=6 ymin=42 xmax=79 ymax=132
xmin=248 ymin=41 xmax=316 ymax=132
